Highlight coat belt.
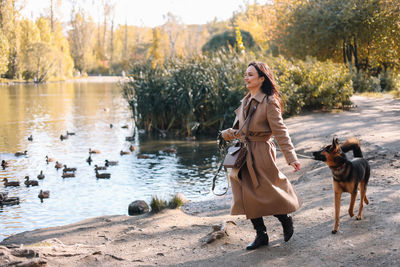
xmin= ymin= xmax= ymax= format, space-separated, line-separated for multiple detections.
xmin=244 ymin=134 xmax=272 ymax=188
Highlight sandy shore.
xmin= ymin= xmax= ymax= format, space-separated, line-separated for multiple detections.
xmin=1 ymin=95 xmax=399 ymax=266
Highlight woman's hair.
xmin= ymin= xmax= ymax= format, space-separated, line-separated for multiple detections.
xmin=248 ymin=61 xmax=283 ymax=109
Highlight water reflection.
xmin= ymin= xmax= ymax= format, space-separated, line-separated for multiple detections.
xmin=0 ymin=82 xmax=224 ymax=241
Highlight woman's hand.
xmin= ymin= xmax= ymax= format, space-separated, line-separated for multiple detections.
xmin=290 ymin=161 xmax=301 ymax=172
xmin=221 ymin=128 xmax=237 ymax=141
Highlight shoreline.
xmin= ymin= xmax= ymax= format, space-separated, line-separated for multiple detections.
xmin=1 ymin=95 xmax=399 ymax=266
xmin=0 ymin=76 xmax=129 ymax=85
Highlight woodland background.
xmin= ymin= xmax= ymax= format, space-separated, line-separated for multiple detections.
xmin=1 ymin=0 xmax=399 ymax=134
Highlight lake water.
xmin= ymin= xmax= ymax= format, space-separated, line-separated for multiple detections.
xmin=0 ymin=81 xmax=225 ymax=241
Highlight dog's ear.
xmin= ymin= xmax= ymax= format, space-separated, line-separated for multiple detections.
xmin=331 ymin=138 xmax=339 ymax=152
xmin=334 ymin=138 xmax=339 ymax=145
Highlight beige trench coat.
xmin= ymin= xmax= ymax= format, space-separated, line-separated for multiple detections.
xmin=224 ymin=91 xmax=302 ymax=219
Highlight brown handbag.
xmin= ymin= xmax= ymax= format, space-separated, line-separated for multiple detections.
xmin=223 ymin=101 xmax=258 ymax=169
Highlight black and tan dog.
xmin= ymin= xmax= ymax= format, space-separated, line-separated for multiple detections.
xmin=313 ymin=137 xmax=370 ymax=234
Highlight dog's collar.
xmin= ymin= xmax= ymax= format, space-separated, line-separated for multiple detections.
xmin=330 ymin=163 xmax=346 ymax=172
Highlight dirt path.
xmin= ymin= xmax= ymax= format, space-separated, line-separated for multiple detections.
xmin=1 ymin=95 xmax=399 ymax=266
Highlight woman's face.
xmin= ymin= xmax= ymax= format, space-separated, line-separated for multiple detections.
xmin=245 ymin=65 xmax=264 ymax=90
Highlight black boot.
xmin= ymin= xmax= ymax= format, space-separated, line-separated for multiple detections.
xmin=274 ymin=214 xmax=294 ymax=242
xmin=247 ymin=217 xmax=269 ymax=250
xmin=246 ymin=230 xmax=269 ymax=250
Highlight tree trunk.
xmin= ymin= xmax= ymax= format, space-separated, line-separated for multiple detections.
xmin=50 ymin=0 xmax=54 ymax=32
xmin=123 ymin=20 xmax=128 ymax=59
xmin=109 ymin=17 xmax=114 ymax=64
xmin=353 ymin=36 xmax=358 ymax=72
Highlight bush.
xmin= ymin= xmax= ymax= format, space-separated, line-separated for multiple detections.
xmin=380 ymin=71 xmax=397 ymax=91
xmin=167 ymin=194 xmax=184 ymax=209
xmin=150 ymin=196 xmax=167 ymax=213
xmin=272 ymin=56 xmax=353 ymax=113
xmin=352 ymin=71 xmax=373 ymax=93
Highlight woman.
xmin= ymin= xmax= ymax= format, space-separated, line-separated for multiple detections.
xmin=221 ymin=61 xmax=302 ymax=250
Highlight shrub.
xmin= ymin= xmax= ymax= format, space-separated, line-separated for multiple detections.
xmin=150 ymin=196 xmax=167 ymax=213
xmin=351 ymin=71 xmax=374 ymax=93
xmin=380 ymin=70 xmax=397 ymax=91
xmin=167 ymin=194 xmax=184 ymax=209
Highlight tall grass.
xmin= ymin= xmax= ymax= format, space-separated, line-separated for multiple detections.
xmin=122 ymin=51 xmax=353 ymax=135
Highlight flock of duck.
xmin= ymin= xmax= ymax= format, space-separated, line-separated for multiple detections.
xmin=0 ymin=126 xmax=178 ymax=207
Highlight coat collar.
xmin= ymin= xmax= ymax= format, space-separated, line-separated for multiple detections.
xmin=241 ymin=91 xmax=267 ymax=104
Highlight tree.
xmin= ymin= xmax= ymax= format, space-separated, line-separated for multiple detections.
xmin=147 ymin=27 xmax=163 ymax=68
xmin=162 ymin=12 xmax=183 ymax=58
xmin=0 ymin=29 xmax=9 ymax=75
xmin=68 ymin=10 xmax=95 ymax=73
xmin=278 ymin=0 xmax=400 ymax=72
xmin=202 ymin=30 xmax=256 ymax=53
xmin=234 ymin=2 xmax=277 ymax=52
xmin=24 ymin=42 xmax=57 ymax=82
xmin=1 ymin=0 xmax=23 ymax=79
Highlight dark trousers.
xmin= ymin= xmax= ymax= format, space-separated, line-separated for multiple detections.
xmin=251 ymin=214 xmax=289 ymax=233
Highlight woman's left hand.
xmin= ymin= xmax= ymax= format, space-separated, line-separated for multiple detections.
xmin=290 ymin=161 xmax=301 ymax=172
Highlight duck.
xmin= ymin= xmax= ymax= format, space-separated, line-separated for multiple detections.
xmin=24 ymin=176 xmax=39 ymax=187
xmin=105 ymin=159 xmax=118 ymax=166
xmin=1 ymin=160 xmax=9 ymax=168
xmin=15 ymin=150 xmax=27 ymax=156
xmin=66 ymin=131 xmax=75 ymax=135
xmin=0 ymin=192 xmax=8 ymax=201
xmin=121 ymin=125 xmax=129 ymax=129
xmin=137 ymin=154 xmax=151 ymax=159
xmin=37 ymin=170 xmax=45 ymax=180
xmin=89 ymin=148 xmax=101 ymax=154
xmin=46 ymin=155 xmax=55 ymax=163
xmin=38 ymin=190 xmax=50 ymax=202
xmin=62 ymin=172 xmax=75 ymax=178
xmin=94 ymin=165 xmax=107 ymax=171
xmin=60 ymin=134 xmax=68 ymax=141
xmin=95 ymin=170 xmax=111 ymax=179
xmin=162 ymin=147 xmax=177 ymax=153
xmin=86 ymin=155 xmax=92 ymax=164
xmin=63 ymin=165 xmax=77 ymax=172
xmin=120 ymin=150 xmax=130 ymax=156
xmin=3 ymin=178 xmax=20 ymax=187
xmin=27 ymin=135 xmax=33 ymax=141
xmin=0 ymin=195 xmax=20 ymax=206
xmin=125 ymin=136 xmax=135 ymax=141
xmin=129 ymin=145 xmax=135 ymax=151
xmin=55 ymin=161 xmax=63 ymax=169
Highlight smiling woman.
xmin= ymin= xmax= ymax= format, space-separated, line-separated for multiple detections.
xmin=221 ymin=61 xmax=302 ymax=250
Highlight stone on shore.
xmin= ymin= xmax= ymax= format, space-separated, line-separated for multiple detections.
xmin=128 ymin=200 xmax=149 ymax=215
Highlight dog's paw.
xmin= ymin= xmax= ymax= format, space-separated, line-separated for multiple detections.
xmin=356 ymin=216 xmax=362 ymax=220
xmin=348 ymin=211 xmax=354 ymax=217
xmin=331 ymin=229 xmax=337 ymax=234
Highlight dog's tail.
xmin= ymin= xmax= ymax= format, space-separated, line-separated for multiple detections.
xmin=341 ymin=137 xmax=363 ymax=158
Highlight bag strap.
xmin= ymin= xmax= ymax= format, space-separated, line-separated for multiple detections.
xmin=234 ymin=99 xmax=259 ymax=138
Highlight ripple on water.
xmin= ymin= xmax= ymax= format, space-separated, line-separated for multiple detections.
xmin=0 ymin=82 xmax=223 ymax=241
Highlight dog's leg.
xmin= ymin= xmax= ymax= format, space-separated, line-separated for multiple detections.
xmin=364 ymin=195 xmax=369 ymax=205
xmin=348 ymin=191 xmax=356 ymax=218
xmin=357 ymin=181 xmax=368 ymax=220
xmin=332 ymin=182 xmax=342 ymax=234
